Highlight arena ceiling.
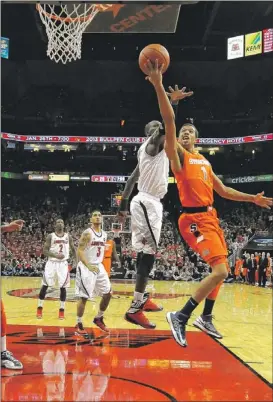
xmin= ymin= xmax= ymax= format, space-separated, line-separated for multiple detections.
xmin=1 ymin=2 xmax=273 ymax=61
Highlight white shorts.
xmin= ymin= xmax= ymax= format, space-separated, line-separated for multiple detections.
xmin=75 ymin=262 xmax=111 ymax=299
xmin=42 ymin=260 xmax=70 ymax=288
xmin=130 ymin=192 xmax=163 ymax=255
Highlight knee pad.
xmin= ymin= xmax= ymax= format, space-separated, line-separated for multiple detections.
xmin=137 ymin=253 xmax=155 ymax=277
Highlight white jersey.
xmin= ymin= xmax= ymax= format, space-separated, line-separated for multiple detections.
xmin=82 ymin=227 xmax=107 ymax=265
xmin=48 ymin=232 xmax=70 ymax=262
xmin=137 ymin=138 xmax=169 ymax=199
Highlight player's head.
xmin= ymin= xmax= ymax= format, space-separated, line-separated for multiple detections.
xmin=178 ymin=123 xmax=199 ymax=150
xmin=55 ymin=219 xmax=64 ymax=231
xmin=145 ymin=120 xmax=163 ymax=137
xmin=90 ymin=210 xmax=102 ymax=226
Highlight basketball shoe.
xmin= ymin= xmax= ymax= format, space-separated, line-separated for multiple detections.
xmin=166 ymin=311 xmax=188 ymax=347
xmin=193 ymin=314 xmax=223 ymax=338
xmin=125 ymin=300 xmax=156 ymax=329
xmin=75 ymin=323 xmax=88 ymax=337
xmin=36 ymin=307 xmax=43 ymax=319
xmin=1 ymin=351 xmax=23 ymax=370
xmin=143 ymin=292 xmax=163 ymax=312
xmin=93 ymin=317 xmax=109 ymax=333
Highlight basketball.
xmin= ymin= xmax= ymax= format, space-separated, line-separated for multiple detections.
xmin=138 ymin=44 xmax=170 ymax=75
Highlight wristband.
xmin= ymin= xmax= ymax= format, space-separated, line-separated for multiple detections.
xmin=119 ymin=198 xmax=129 ymax=212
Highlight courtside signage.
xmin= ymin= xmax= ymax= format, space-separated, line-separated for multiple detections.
xmin=245 ymin=31 xmax=262 ymax=57
xmin=227 ymin=35 xmax=244 ymax=60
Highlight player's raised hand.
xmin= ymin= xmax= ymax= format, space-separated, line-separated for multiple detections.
xmin=253 ymin=191 xmax=273 ymax=209
xmin=145 ymin=59 xmax=164 ymax=86
xmin=166 ymin=85 xmax=194 ymax=104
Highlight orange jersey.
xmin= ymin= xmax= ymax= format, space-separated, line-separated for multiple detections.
xmin=103 ymin=240 xmax=114 ymax=277
xmin=174 ymin=149 xmax=214 ymax=207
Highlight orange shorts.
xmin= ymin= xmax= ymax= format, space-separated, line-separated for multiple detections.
xmin=178 ymin=208 xmax=227 ymax=265
xmin=103 ymin=258 xmax=111 ymax=277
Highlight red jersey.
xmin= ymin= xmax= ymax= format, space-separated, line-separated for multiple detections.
xmin=173 ymin=149 xmax=214 ymax=207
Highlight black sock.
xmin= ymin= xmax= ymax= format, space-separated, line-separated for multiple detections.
xmin=39 ymin=285 xmax=48 ymax=300
xmin=177 ymin=297 xmax=199 ymax=319
xmin=203 ymin=298 xmax=215 ymax=316
xmin=60 ymin=287 xmax=66 ymax=302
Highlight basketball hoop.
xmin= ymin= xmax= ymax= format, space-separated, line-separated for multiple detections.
xmin=36 ymin=4 xmax=100 ymax=64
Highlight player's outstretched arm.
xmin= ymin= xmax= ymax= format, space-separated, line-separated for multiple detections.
xmin=1 ymin=220 xmax=25 ymax=233
xmin=118 ymin=164 xmax=140 ymax=217
xmin=149 ymin=85 xmax=187 ymax=149
xmin=145 ymin=59 xmax=181 ymax=172
xmin=212 ymin=172 xmax=273 ymax=209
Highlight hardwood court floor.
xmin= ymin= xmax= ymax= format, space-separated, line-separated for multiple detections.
xmin=1 ymin=277 xmax=272 ymax=401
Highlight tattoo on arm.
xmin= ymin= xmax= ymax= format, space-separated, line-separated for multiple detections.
xmin=77 ymin=232 xmax=91 ymax=266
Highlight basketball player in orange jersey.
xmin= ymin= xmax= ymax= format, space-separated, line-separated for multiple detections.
xmin=145 ymin=59 xmax=273 ymax=346
xmin=1 ymin=220 xmax=25 ymax=369
xmin=103 ymin=238 xmax=120 ymax=277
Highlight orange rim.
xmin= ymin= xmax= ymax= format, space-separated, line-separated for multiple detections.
xmin=36 ymin=4 xmax=99 ymax=23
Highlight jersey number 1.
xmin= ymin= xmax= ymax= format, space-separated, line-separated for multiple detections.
xmin=201 ymin=166 xmax=208 ymax=181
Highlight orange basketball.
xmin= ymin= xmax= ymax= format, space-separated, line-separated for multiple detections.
xmin=139 ymin=44 xmax=170 ymax=75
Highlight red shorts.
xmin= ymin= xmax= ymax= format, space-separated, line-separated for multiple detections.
xmin=178 ymin=208 xmax=228 ymax=265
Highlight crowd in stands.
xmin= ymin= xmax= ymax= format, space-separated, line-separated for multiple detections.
xmin=1 ymin=189 xmax=272 ymax=286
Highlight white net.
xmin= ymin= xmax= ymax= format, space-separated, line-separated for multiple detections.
xmin=36 ymin=4 xmax=99 ymax=64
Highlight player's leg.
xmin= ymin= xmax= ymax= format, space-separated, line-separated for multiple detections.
xmin=57 ymin=261 xmax=70 ymax=319
xmin=1 ymin=300 xmax=23 ymax=369
xmin=167 ymin=214 xmax=228 ymax=347
xmin=75 ymin=263 xmax=93 ymax=336
xmin=37 ymin=261 xmax=54 ymax=318
xmin=125 ymin=197 xmax=162 ymax=329
xmin=93 ymin=264 xmax=112 ymax=332
xmin=193 ymin=228 xmax=228 ymax=337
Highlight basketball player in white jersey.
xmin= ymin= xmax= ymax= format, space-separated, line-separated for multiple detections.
xmin=118 ymin=64 xmax=188 ymax=329
xmin=37 ymin=219 xmax=76 ymax=319
xmin=75 ymin=210 xmax=111 ymax=335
